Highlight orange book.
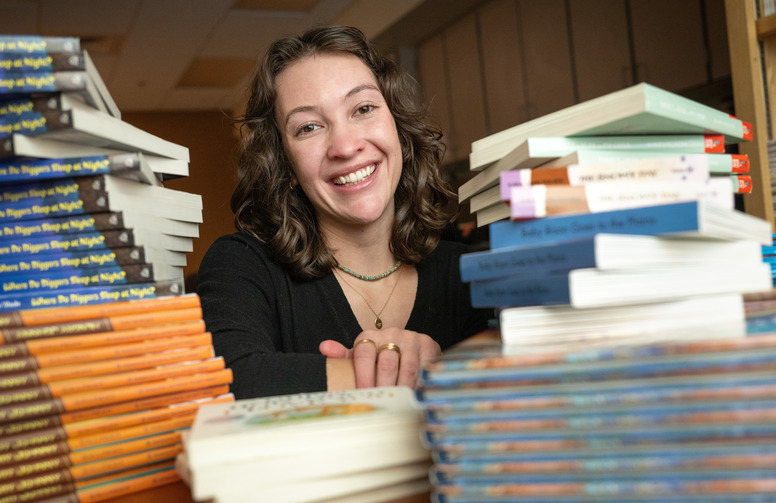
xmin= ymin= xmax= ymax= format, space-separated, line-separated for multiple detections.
xmin=0 ymin=306 xmax=203 ymax=345
xmin=0 ymin=357 xmax=223 ymax=407
xmin=0 ymin=319 xmax=207 ymax=361
xmin=0 ymin=332 xmax=212 ymax=375
xmin=58 ymin=385 xmax=229 ymax=425
xmin=77 ymin=462 xmax=181 ymax=503
xmin=0 ymin=368 xmax=233 ymax=423
xmin=0 ymin=294 xmax=200 ymax=330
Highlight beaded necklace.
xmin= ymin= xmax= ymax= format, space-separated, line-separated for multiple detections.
xmin=336 ymin=259 xmax=402 ymax=281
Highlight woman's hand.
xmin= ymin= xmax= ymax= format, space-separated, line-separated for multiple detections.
xmin=319 ymin=329 xmax=441 ymax=388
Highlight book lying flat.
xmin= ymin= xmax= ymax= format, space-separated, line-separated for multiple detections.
xmin=508 ymin=177 xmax=733 ymax=220
xmin=0 ymin=174 xmax=203 ymax=224
xmin=461 ymin=134 xmax=726 ymax=201
xmin=488 ymin=201 xmax=774 ymax=249
xmin=1 ymin=132 xmax=188 ymax=179
xmin=459 ymin=234 xmax=763 ymax=282
xmin=5 ymin=96 xmax=188 ymax=161
xmin=0 ymin=36 xmax=80 ymax=54
xmin=0 ymin=152 xmax=160 ymax=186
xmin=468 ymin=262 xmax=772 ymax=309
xmin=469 ymin=83 xmax=753 ymax=170
xmin=498 ymin=293 xmax=746 ymax=345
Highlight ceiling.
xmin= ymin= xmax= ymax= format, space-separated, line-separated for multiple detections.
xmin=0 ymin=0 xmax=483 ymax=114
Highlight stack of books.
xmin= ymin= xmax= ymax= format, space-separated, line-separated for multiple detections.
xmin=0 ymin=295 xmax=233 ymax=502
xmin=417 ymin=329 xmax=776 ymax=502
xmin=0 ymin=35 xmax=229 ymax=501
xmin=413 ymin=82 xmax=776 ymax=501
xmin=0 ymin=34 xmax=202 ymax=312
xmin=460 ymin=82 xmax=754 ymax=227
xmin=180 ymin=387 xmax=432 ymax=503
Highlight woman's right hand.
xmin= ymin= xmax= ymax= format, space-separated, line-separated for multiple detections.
xmin=319 ymin=328 xmax=441 ymax=388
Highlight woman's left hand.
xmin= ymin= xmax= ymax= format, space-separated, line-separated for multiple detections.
xmin=319 ymin=329 xmax=441 ymax=388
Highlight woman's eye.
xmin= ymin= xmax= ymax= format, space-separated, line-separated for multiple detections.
xmin=356 ymin=104 xmax=374 ymax=115
xmin=296 ymin=123 xmax=320 ymax=136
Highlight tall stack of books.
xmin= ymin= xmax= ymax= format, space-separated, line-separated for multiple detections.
xmin=460 ymin=82 xmax=754 ymax=227
xmin=0 ymin=295 xmax=233 ymax=502
xmin=414 ymin=83 xmax=776 ymax=501
xmin=0 ymin=35 xmax=200 ymax=312
xmin=179 ymin=387 xmax=431 ymax=503
xmin=0 ymin=35 xmax=233 ymax=501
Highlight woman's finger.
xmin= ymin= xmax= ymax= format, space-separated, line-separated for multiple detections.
xmin=375 ymin=342 xmax=402 ymax=387
xmin=352 ymin=338 xmax=378 ymax=388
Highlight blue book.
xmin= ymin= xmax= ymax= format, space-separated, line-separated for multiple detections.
xmin=488 ymin=201 xmax=773 ymax=249
xmin=460 ymin=234 xmax=763 ymax=282
xmin=468 ymin=262 xmax=772 ymax=309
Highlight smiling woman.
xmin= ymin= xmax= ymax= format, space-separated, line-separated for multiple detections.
xmin=196 ymin=25 xmax=493 ymax=399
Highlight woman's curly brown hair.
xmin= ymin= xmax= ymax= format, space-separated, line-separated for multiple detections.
xmin=232 ymin=25 xmax=456 ymax=280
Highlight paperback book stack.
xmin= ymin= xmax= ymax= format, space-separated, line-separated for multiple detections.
xmin=416 ymin=329 xmax=776 ymax=503
xmin=0 ymin=294 xmax=234 ymax=503
xmin=460 ymin=82 xmax=755 ymax=227
xmin=179 ymin=387 xmax=432 ymax=503
xmin=0 ymin=34 xmax=201 ymax=311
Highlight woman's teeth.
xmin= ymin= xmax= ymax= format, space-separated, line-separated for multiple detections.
xmin=334 ymin=164 xmax=376 ymax=186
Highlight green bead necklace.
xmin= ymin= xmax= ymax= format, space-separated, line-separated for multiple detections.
xmin=336 ymin=260 xmax=402 ymax=281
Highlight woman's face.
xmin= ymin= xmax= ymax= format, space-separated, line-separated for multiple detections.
xmin=275 ymin=52 xmax=402 ymax=232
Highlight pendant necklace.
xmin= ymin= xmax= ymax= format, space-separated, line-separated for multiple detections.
xmin=336 ymin=260 xmax=402 ymax=281
xmin=336 ymin=265 xmax=403 ymax=329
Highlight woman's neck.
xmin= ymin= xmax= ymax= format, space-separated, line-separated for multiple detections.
xmin=321 ymin=218 xmax=396 ymax=276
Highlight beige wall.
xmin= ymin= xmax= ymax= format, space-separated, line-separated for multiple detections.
xmin=123 ymin=111 xmax=239 ymax=285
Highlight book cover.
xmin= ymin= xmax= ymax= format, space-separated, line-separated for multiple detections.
xmin=469 ymin=83 xmax=753 ymax=170
xmin=487 ymin=201 xmax=774 ymax=249
xmin=467 ymin=262 xmax=772 ymax=308
xmin=0 ymin=51 xmax=86 ymax=74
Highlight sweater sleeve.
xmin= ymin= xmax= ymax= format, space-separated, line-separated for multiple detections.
xmin=196 ymin=234 xmax=329 ymax=398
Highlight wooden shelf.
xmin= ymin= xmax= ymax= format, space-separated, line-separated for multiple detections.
xmin=725 ymin=0 xmax=774 ymax=229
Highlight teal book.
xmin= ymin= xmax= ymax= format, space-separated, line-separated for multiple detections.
xmin=469 ymin=83 xmax=753 ymax=170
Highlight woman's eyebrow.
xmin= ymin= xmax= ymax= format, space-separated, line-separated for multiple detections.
xmin=283 ymin=83 xmax=381 ymax=127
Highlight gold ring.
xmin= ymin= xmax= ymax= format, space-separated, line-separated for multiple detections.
xmin=355 ymin=338 xmax=377 ymax=349
xmin=377 ymin=342 xmax=401 ymax=358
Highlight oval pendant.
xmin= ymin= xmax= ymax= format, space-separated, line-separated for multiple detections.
xmin=374 ymin=317 xmax=383 ymax=329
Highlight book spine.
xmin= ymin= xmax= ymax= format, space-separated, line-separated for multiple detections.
xmin=0 ymin=53 xmax=86 ymax=74
xmin=0 ymin=280 xmax=185 ymax=313
xmin=459 ymin=240 xmax=596 ymax=282
xmin=1 ymin=309 xmax=203 ymax=345
xmin=64 ymin=394 xmax=233 ymax=440
xmin=68 ymin=413 xmax=197 ymax=451
xmin=0 ymin=416 xmax=61 ymax=438
xmin=0 ymin=213 xmax=126 ymax=242
xmin=0 ymin=247 xmax=148 ymax=278
xmin=75 ymin=464 xmax=180 ymax=503
xmin=0 ymin=293 xmax=200 ymax=330
xmin=58 ymin=384 xmax=229 ymax=425
xmin=19 ymin=332 xmax=212 ymax=371
xmin=0 ymin=73 xmax=88 ymax=94
xmin=0 ymin=229 xmax=136 ymax=258
xmin=57 ymin=368 xmax=232 ymax=414
xmin=0 ymin=263 xmax=155 ymax=294
xmin=70 ymin=430 xmax=182 ymax=466
xmin=0 ymin=37 xmax=81 ymax=54
xmin=0 ymin=154 xmax=144 ymax=184
xmin=488 ymin=201 xmax=703 ymax=249
xmin=509 ymin=179 xmax=733 ymax=220
xmin=69 ymin=443 xmax=182 ymax=480
xmin=468 ymin=274 xmax=571 ymax=308
xmin=0 ymin=175 xmax=109 ymax=222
